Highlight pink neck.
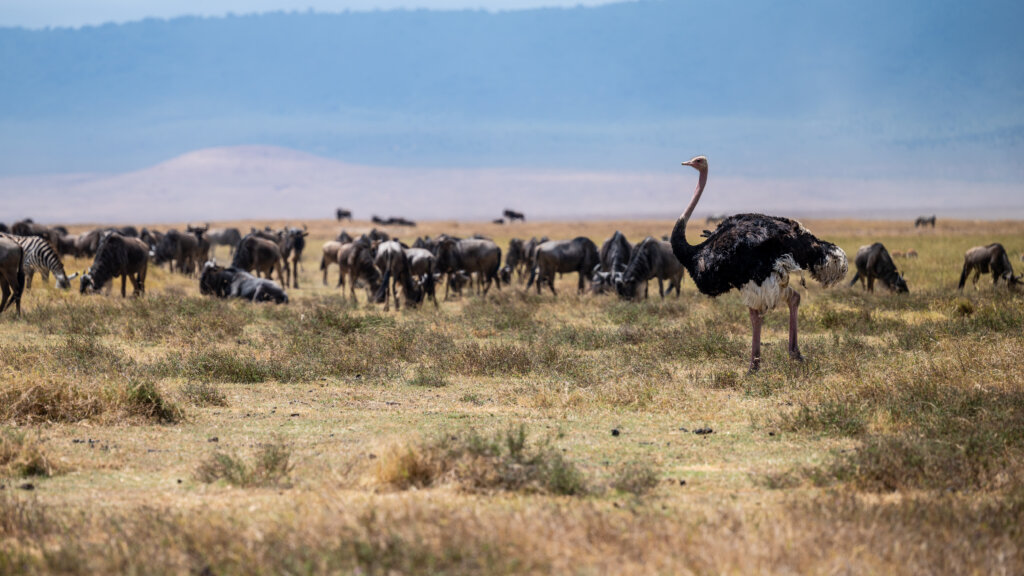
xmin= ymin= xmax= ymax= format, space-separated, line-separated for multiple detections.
xmin=680 ymin=169 xmax=708 ymax=225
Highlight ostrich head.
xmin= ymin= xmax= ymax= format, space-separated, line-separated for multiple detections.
xmin=682 ymin=156 xmax=708 ymax=172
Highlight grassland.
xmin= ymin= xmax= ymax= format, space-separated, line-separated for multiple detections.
xmin=0 ymin=218 xmax=1022 ymax=574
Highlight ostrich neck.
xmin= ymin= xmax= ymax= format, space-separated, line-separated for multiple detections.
xmin=669 ymin=169 xmax=708 ymax=265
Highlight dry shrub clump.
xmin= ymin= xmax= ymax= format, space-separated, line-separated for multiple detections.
xmin=0 ymin=430 xmax=59 ymax=478
xmin=196 ymin=440 xmax=294 ymax=488
xmin=179 ymin=382 xmax=229 ymax=407
xmin=375 ymin=425 xmax=588 ymax=495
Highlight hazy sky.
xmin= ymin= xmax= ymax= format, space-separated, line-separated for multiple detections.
xmin=0 ymin=0 xmax=624 ymax=28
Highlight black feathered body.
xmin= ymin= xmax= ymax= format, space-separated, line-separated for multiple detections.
xmin=671 ymin=213 xmax=847 ymax=312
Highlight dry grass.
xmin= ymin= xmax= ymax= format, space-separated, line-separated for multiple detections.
xmin=0 ymin=218 xmax=1021 ymax=574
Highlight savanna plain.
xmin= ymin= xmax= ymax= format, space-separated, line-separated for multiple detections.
xmin=1 ymin=218 xmax=1022 ymax=575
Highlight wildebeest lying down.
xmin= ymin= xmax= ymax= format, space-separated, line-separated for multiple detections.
xmin=80 ymin=233 xmax=148 ymax=297
xmin=527 ymin=237 xmax=599 ymax=295
xmin=958 ymin=243 xmax=1021 ymax=291
xmin=615 ymin=237 xmax=684 ymax=300
xmin=0 ymin=236 xmax=25 ymax=316
xmin=849 ymin=243 xmax=908 ymax=293
xmin=199 ymin=262 xmax=289 ymax=304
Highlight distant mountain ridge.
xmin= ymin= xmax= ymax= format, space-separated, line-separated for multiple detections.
xmin=1 ymin=0 xmax=1023 ymax=182
xmin=2 ymin=146 xmax=1020 ymax=224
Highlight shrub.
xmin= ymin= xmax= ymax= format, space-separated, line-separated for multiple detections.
xmin=196 ymin=440 xmax=294 ymax=488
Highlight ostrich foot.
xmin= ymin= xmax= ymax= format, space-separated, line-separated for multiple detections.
xmin=789 ymin=348 xmax=804 ymax=362
xmin=748 ymin=357 xmax=761 ymax=373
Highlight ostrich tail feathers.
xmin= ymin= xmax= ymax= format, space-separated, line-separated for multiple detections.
xmin=810 ymin=245 xmax=848 ymax=287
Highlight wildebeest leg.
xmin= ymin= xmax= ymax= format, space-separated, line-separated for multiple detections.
xmin=138 ymin=265 xmax=147 ymax=296
xmin=786 ymin=289 xmax=803 ymax=361
xmin=128 ymin=273 xmax=142 ymax=297
xmin=548 ymin=274 xmax=557 ymax=296
xmin=577 ymin=271 xmax=585 ymax=294
xmin=392 ymin=274 xmax=400 ymax=311
xmin=658 ymin=277 xmax=664 ymax=299
xmin=121 ymin=274 xmax=128 ymax=298
xmin=748 ymin=308 xmax=762 ymax=372
xmin=292 ymin=258 xmax=299 ymax=289
xmin=972 ymin=269 xmax=981 ymax=290
xmin=0 ymin=281 xmax=10 ymax=314
xmin=867 ymin=276 xmax=875 ymax=293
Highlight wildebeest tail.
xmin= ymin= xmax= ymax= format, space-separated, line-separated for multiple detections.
xmin=848 ymin=271 xmax=861 ymax=288
xmin=374 ymin=270 xmax=391 ymax=303
xmin=958 ymin=262 xmax=969 ymax=291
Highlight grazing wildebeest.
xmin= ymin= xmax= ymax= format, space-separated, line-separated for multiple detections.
xmin=207 ymin=227 xmax=242 ymax=257
xmin=915 ymin=215 xmax=937 ymax=228
xmin=503 ymin=209 xmax=526 ymax=222
xmin=80 ymin=233 xmax=148 ymax=298
xmin=1 ymin=234 xmax=78 ymax=290
xmin=336 ymin=208 xmax=352 ymax=221
xmin=0 ymin=236 xmax=25 ymax=316
xmin=527 ymin=237 xmax=600 ymax=296
xmin=373 ymin=240 xmax=424 ymax=311
xmin=849 ymin=243 xmax=908 ymax=293
xmin=958 ymin=243 xmax=1021 ymax=291
xmin=406 ymin=247 xmax=439 ymax=307
xmin=499 ymin=238 xmax=527 ymax=285
xmin=435 ymin=237 xmax=502 ymax=298
xmin=591 ymin=231 xmax=633 ymax=294
xmin=140 ymin=228 xmax=164 ymax=252
xmin=152 ymin=229 xmax=200 ymax=275
xmin=336 ymin=237 xmax=382 ymax=302
xmin=232 ymin=233 xmax=287 ymax=285
xmin=199 ymin=262 xmax=288 ymax=304
xmin=492 ymin=218 xmax=505 ymax=225
xmin=616 ymin=237 xmax=684 ymax=300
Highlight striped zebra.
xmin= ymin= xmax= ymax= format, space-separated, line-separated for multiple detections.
xmin=0 ymin=233 xmax=78 ymax=290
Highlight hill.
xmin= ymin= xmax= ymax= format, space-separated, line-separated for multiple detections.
xmin=1 ymin=0 xmax=1023 ymax=181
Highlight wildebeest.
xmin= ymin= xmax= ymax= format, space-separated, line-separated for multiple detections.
xmin=0 ymin=223 xmax=8 ymax=234
xmin=320 ymin=240 xmax=344 ymax=286
xmin=336 ymin=208 xmax=352 ymax=221
xmin=186 ymin=224 xmax=211 ymax=266
xmin=0 ymin=236 xmax=25 ymax=316
xmin=915 ymin=215 xmax=937 ymax=228
xmin=232 ymin=233 xmax=287 ymax=285
xmin=405 ymin=247 xmax=439 ymax=306
xmin=591 ymin=231 xmax=632 ymax=294
xmin=435 ymin=237 xmax=502 ymax=298
xmin=282 ymin=226 xmax=309 ymax=289
xmin=199 ymin=262 xmax=288 ymax=304
xmin=80 ymin=233 xmax=148 ymax=298
xmin=492 ymin=218 xmax=505 ymax=225
xmin=336 ymin=230 xmax=354 ymax=244
xmin=527 ymin=237 xmax=599 ymax=296
xmin=958 ymin=243 xmax=1021 ymax=291
xmin=616 ymin=237 xmax=684 ymax=300
xmin=207 ymin=227 xmax=242 ymax=257
xmin=11 ymin=219 xmax=58 ymax=249
xmin=140 ymin=228 xmax=164 ymax=251
xmin=503 ymin=209 xmax=526 ymax=222
xmin=152 ymin=229 xmax=200 ymax=275
xmin=336 ymin=236 xmax=382 ymax=302
xmin=849 ymin=243 xmax=908 ymax=293
xmin=499 ymin=238 xmax=527 ymax=286
xmin=373 ymin=240 xmax=424 ymax=311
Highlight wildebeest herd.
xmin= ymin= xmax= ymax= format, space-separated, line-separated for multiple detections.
xmin=0 ymin=161 xmax=1020 ymax=371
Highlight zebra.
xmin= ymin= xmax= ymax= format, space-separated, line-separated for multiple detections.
xmin=0 ymin=233 xmax=78 ymax=290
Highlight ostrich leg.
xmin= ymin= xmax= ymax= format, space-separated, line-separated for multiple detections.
xmin=786 ymin=289 xmax=804 ymax=361
xmin=748 ymin=308 xmax=763 ymax=372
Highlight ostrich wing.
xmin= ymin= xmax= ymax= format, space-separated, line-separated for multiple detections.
xmin=689 ymin=214 xmax=847 ymax=296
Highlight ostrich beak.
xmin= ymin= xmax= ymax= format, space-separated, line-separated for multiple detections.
xmin=681 ymin=160 xmax=694 ymax=167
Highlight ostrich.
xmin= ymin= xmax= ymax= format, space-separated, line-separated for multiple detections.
xmin=669 ymin=156 xmax=848 ymax=371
